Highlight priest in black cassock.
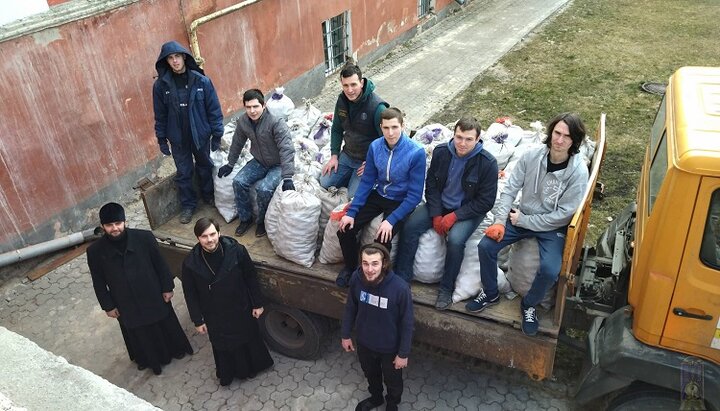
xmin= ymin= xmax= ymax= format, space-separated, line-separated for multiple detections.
xmin=87 ymin=202 xmax=193 ymax=375
xmin=182 ymin=217 xmax=274 ymax=386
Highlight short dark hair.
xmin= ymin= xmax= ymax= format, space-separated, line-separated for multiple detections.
xmin=380 ymin=107 xmax=404 ymax=125
xmin=545 ymin=112 xmax=586 ymax=155
xmin=359 ymin=243 xmax=391 ymax=273
xmin=194 ymin=217 xmax=220 ymax=238
xmin=243 ymin=88 xmax=265 ymax=106
xmin=454 ymin=117 xmax=482 ymax=139
xmin=340 ymin=63 xmax=362 ymax=80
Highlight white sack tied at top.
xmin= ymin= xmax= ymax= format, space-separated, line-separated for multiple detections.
xmin=265 ymin=87 xmax=295 ymax=120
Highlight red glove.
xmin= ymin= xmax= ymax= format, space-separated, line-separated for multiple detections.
xmin=439 ymin=212 xmax=458 ymax=236
xmin=485 ymin=224 xmax=505 ymax=242
xmin=432 ymin=216 xmax=443 ymax=235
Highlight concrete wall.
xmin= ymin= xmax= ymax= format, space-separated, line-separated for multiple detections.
xmin=0 ymin=0 xmax=457 ymax=254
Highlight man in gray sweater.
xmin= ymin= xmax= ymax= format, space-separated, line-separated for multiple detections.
xmin=217 ymin=89 xmax=295 ymax=237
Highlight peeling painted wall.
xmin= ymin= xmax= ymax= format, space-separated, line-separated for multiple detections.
xmin=0 ymin=0 xmax=455 ymax=253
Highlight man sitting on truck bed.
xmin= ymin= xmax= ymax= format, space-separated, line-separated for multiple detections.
xmin=336 ymin=108 xmax=426 ymax=287
xmin=394 ymin=117 xmax=498 ymax=310
xmin=217 ymin=89 xmax=296 ymax=238
xmin=466 ymin=112 xmax=589 ymax=337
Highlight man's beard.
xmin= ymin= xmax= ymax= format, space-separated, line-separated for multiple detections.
xmin=361 ymin=271 xmax=386 ymax=287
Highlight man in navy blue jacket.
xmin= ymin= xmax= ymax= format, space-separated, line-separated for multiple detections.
xmin=395 ymin=117 xmax=498 ymax=310
xmin=342 ymin=243 xmax=414 ymax=411
xmin=336 ymin=108 xmax=425 ymax=287
xmin=153 ymin=41 xmax=224 ymax=224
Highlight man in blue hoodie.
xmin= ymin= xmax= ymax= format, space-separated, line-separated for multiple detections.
xmin=336 ymin=108 xmax=426 ymax=287
xmin=320 ymin=64 xmax=388 ymax=197
xmin=342 ymin=243 xmax=414 ymax=411
xmin=394 ymin=118 xmax=498 ymax=310
xmin=466 ymin=113 xmax=589 ymax=337
xmin=153 ymin=41 xmax=224 ymax=224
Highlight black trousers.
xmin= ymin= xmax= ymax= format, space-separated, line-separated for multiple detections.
xmin=357 ymin=344 xmax=403 ymax=406
xmin=337 ymin=190 xmax=403 ymax=270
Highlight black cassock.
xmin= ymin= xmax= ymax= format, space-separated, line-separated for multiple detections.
xmin=182 ymin=236 xmax=273 ymax=384
xmin=87 ymin=228 xmax=193 ymax=374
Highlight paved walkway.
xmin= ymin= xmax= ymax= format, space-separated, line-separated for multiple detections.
xmin=0 ymin=0 xmax=588 ymax=410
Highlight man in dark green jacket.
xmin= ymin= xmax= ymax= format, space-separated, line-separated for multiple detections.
xmin=320 ymin=64 xmax=388 ymax=197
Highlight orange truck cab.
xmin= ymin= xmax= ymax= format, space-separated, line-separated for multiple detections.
xmin=575 ymin=67 xmax=720 ymax=410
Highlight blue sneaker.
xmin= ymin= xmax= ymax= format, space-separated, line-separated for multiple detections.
xmin=335 ymin=268 xmax=353 ymax=288
xmin=521 ymin=304 xmax=539 ymax=336
xmin=465 ymin=290 xmax=499 ymax=312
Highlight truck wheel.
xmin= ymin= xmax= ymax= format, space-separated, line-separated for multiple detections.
xmin=607 ymin=383 xmax=680 ymax=411
xmin=259 ymin=303 xmax=323 ymax=360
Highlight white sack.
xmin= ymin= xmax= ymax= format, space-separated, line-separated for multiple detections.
xmin=360 ymin=214 xmax=399 ymax=263
xmin=287 ymin=101 xmax=322 ymax=140
xmin=265 ymin=175 xmax=322 ymax=267
xmin=309 ymin=115 xmax=332 ymax=148
xmin=317 ymin=202 xmax=349 ymax=264
xmin=315 ymin=186 xmax=350 ymax=244
xmin=266 ymin=87 xmax=295 ymax=120
xmin=412 ymin=229 xmax=446 ymax=284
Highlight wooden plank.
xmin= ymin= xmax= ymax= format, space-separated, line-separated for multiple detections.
xmin=26 ymin=242 xmax=93 ymax=281
xmin=140 ymin=175 xmax=181 ymax=230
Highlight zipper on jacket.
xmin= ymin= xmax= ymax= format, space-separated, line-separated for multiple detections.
xmin=383 ymin=147 xmax=394 ymax=195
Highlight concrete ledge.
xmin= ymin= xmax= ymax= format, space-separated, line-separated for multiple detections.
xmin=0 ymin=326 xmax=158 ymax=411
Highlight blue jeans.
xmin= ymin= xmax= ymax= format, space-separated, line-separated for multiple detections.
xmin=171 ymin=137 xmax=214 ymax=210
xmin=477 ymin=220 xmax=566 ymax=307
xmin=394 ymin=204 xmax=481 ymax=290
xmin=232 ymin=159 xmax=281 ymax=224
xmin=319 ymin=152 xmax=363 ymax=197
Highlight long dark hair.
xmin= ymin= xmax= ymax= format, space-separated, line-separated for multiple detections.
xmin=194 ymin=217 xmax=220 ymax=238
xmin=544 ymin=112 xmax=586 ymax=155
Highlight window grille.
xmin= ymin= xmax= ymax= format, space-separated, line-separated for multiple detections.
xmin=322 ymin=11 xmax=351 ymax=76
xmin=418 ymin=0 xmax=431 ymax=17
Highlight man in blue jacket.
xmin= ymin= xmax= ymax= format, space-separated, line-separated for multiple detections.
xmin=342 ymin=243 xmax=414 ymax=411
xmin=394 ymin=117 xmax=498 ymax=310
xmin=153 ymin=41 xmax=224 ymax=224
xmin=336 ymin=108 xmax=425 ymax=287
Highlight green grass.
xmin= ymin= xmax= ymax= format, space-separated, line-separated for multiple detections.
xmin=431 ymin=0 xmax=720 ymax=242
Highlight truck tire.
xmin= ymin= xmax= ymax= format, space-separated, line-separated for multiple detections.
xmin=259 ymin=303 xmax=323 ymax=360
xmin=607 ymin=383 xmax=680 ymax=411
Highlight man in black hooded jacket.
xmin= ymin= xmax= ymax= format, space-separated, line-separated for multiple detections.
xmin=153 ymin=40 xmax=224 ymax=224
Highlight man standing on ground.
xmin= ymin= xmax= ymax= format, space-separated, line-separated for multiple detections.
xmin=342 ymin=244 xmax=414 ymax=411
xmin=466 ymin=113 xmax=589 ymax=337
xmin=394 ymin=117 xmax=498 ymax=309
xmin=87 ymin=202 xmax=193 ymax=375
xmin=216 ymin=89 xmax=295 ymax=238
xmin=320 ymin=63 xmax=388 ymax=197
xmin=153 ymin=40 xmax=224 ymax=224
xmin=336 ymin=108 xmax=425 ymax=287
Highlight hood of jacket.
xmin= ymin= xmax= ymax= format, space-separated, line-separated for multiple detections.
xmin=447 ymin=139 xmax=484 ymax=160
xmin=155 ymin=41 xmax=204 ymax=77
xmin=355 ymin=78 xmax=377 ymax=105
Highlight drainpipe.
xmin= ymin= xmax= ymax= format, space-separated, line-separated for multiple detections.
xmin=188 ymin=0 xmax=262 ymax=68
xmin=0 ymin=228 xmax=99 ymax=269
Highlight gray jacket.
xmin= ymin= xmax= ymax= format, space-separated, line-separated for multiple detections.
xmin=227 ymin=110 xmax=295 ymax=178
xmin=494 ymin=146 xmax=589 ymax=232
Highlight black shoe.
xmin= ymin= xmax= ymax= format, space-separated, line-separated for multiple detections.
xmin=235 ymin=220 xmax=252 ymax=236
xmin=385 ymin=403 xmax=398 ymax=411
xmin=219 ymin=376 xmax=233 ymax=386
xmin=179 ymin=208 xmax=194 ymax=224
xmin=137 ymin=364 xmax=147 ymax=371
xmin=173 ymin=352 xmax=186 ymax=360
xmin=255 ymin=223 xmax=266 ymax=237
xmin=355 ymin=396 xmax=384 ymax=411
xmin=521 ymin=304 xmax=539 ymax=337
xmin=435 ymin=288 xmax=453 ymax=311
xmin=465 ymin=289 xmax=500 ymax=313
xmin=152 ymin=367 xmax=162 ymax=376
xmin=335 ymin=268 xmax=353 ymax=288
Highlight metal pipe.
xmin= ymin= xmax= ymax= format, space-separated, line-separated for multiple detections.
xmin=188 ymin=0 xmax=262 ymax=67
xmin=0 ymin=228 xmax=98 ymax=269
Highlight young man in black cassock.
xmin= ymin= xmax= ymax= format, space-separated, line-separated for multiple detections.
xmin=182 ymin=217 xmax=274 ymax=386
xmin=87 ymin=202 xmax=193 ymax=375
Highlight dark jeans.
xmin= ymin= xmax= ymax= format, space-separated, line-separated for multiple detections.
xmin=394 ymin=203 xmax=481 ymax=289
xmin=232 ymin=159 xmax=281 ymax=224
xmin=477 ymin=219 xmax=566 ymax=307
xmin=357 ymin=344 xmax=403 ymax=406
xmin=171 ymin=137 xmax=214 ymax=210
xmin=337 ymin=190 xmax=402 ymax=271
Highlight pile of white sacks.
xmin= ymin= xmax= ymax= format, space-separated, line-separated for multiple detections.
xmin=212 ymin=94 xmax=596 ymax=307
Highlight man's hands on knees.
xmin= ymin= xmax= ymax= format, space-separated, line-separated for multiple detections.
xmin=432 ymin=216 xmax=443 ymax=235
xmin=485 ymin=224 xmax=505 ymax=242
xmin=376 ymin=220 xmax=394 ymax=243
xmin=217 ymin=164 xmax=233 ymax=178
xmin=322 ymin=155 xmax=339 ymax=176
xmin=195 ymin=324 xmax=207 ymax=334
xmin=393 ymin=356 xmax=408 ymax=369
xmin=341 ymin=338 xmax=355 ymax=352
xmin=339 ymin=215 xmax=355 ymax=232
xmin=105 ymin=308 xmax=120 ymax=318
